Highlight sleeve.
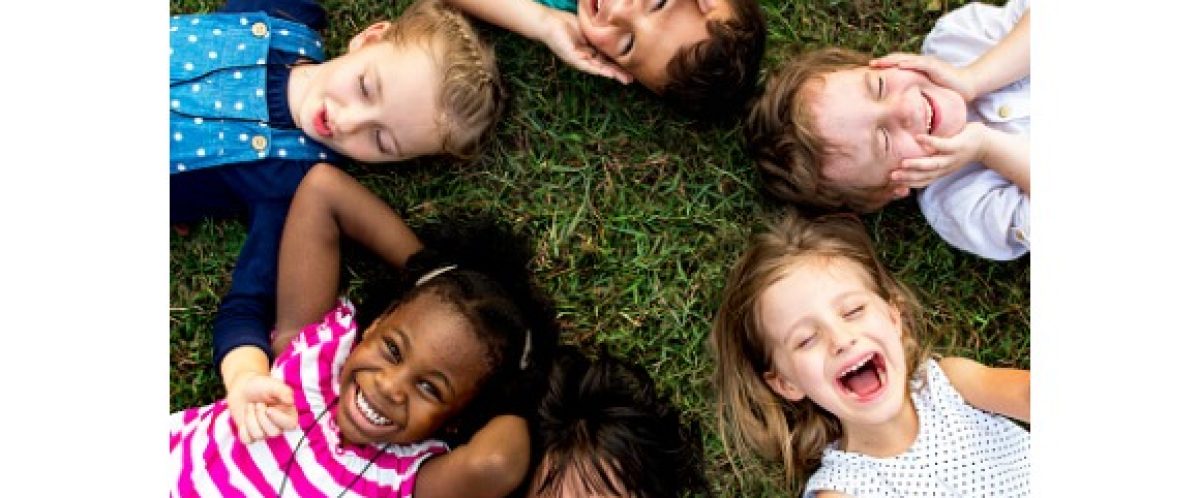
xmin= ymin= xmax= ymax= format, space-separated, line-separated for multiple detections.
xmin=918 ymin=164 xmax=1029 ymax=261
xmin=219 ymin=0 xmax=328 ymax=31
xmin=210 ymin=198 xmax=291 ymax=369
xmin=921 ymin=0 xmax=1030 ymax=68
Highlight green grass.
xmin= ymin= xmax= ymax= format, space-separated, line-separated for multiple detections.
xmin=170 ymin=0 xmax=1027 ymax=495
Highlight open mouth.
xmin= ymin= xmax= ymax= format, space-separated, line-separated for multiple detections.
xmin=921 ymin=91 xmax=938 ymax=135
xmin=836 ymin=353 xmax=887 ymax=401
xmin=312 ymin=107 xmax=333 ymax=138
xmin=354 ymin=384 xmax=394 ymax=427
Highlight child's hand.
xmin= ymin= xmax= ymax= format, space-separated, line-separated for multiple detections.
xmin=227 ymin=371 xmax=298 ymax=444
xmin=892 ymin=122 xmax=990 ymax=188
xmin=870 ymin=53 xmax=977 ymax=102
xmin=535 ymin=9 xmax=634 ymax=84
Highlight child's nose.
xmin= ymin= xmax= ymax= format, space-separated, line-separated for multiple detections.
xmin=829 ymin=325 xmax=858 ymax=356
xmin=334 ymin=106 xmax=370 ymax=136
xmin=376 ymin=370 xmax=409 ymax=405
xmin=597 ymin=0 xmax=634 ymax=25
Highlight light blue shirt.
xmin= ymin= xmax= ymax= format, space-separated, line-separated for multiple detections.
xmin=918 ymin=0 xmax=1030 ymax=261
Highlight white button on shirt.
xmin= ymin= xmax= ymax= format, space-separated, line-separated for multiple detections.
xmin=917 ymin=0 xmax=1031 ymax=261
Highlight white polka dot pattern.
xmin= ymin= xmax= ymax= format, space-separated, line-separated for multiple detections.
xmin=169 ymin=12 xmax=334 ymax=174
xmin=802 ymin=360 xmax=1030 ymax=497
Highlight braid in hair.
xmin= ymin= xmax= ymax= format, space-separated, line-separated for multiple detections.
xmin=378 ymin=0 xmax=505 ymax=160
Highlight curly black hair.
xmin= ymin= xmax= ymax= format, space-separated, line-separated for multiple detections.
xmin=524 ymin=346 xmax=710 ymax=498
xmin=355 ymin=214 xmax=561 ymax=446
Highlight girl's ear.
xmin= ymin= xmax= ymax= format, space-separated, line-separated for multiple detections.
xmin=347 ymin=21 xmax=393 ymax=52
xmin=763 ymin=370 xmax=806 ymax=402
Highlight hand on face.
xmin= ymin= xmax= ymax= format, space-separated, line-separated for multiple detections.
xmin=537 ymin=8 xmax=634 ymax=84
xmin=870 ymin=53 xmax=977 ymax=103
xmin=892 ymin=122 xmax=990 ymax=188
xmin=227 ymin=372 xmax=299 ymax=444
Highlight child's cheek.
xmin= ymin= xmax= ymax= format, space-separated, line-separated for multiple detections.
xmin=898 ymin=135 xmax=932 ymax=159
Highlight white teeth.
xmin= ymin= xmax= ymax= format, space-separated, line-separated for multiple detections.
xmin=838 ymin=355 xmax=874 ymax=379
xmin=356 ymin=389 xmax=393 ymax=426
xmin=924 ymin=97 xmax=933 ymax=133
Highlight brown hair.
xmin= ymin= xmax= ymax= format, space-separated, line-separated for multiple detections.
xmin=710 ymin=211 xmax=935 ymax=493
xmin=381 ymin=0 xmax=505 ymax=160
xmin=661 ymin=0 xmax=766 ymax=119
xmin=747 ymin=47 xmax=893 ymax=213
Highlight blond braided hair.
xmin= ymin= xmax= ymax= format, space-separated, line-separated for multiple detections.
xmin=382 ymin=0 xmax=504 ymax=160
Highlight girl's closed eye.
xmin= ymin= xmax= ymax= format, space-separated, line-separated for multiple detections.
xmin=359 ymin=74 xmax=370 ymax=98
xmin=384 ymin=336 xmax=402 ymax=362
xmin=843 ymin=304 xmax=866 ymax=319
xmin=797 ymin=334 xmax=815 ymax=349
xmin=619 ymin=34 xmax=634 ymax=57
xmin=375 ymin=129 xmax=390 ymax=155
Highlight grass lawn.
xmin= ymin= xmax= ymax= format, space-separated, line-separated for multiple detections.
xmin=170 ymin=0 xmax=1028 ymax=495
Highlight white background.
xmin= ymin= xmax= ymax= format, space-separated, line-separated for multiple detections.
xmin=0 ymin=0 xmax=1197 ymax=494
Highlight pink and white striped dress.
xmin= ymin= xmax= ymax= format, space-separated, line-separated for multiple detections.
xmin=170 ymin=298 xmax=449 ymax=497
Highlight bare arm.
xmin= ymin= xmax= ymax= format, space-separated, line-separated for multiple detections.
xmin=939 ymin=356 xmax=1030 ymax=423
xmin=272 ymin=164 xmax=422 ymax=353
xmin=414 ymin=415 xmax=532 ymax=498
xmin=981 ymin=127 xmax=1030 ymax=194
xmin=964 ymin=8 xmax=1030 ymax=100
xmin=444 ymin=0 xmax=552 ymax=41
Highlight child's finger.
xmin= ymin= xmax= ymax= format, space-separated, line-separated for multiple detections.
xmin=915 ymin=134 xmax=952 ymax=154
xmin=244 ymin=403 xmax=265 ymax=442
xmin=258 ymin=404 xmax=282 ymax=438
xmin=869 ymin=53 xmax=917 ymax=67
xmin=235 ymin=408 xmax=251 ymax=444
xmin=266 ymin=381 xmax=294 ymax=407
xmin=899 ymin=156 xmax=945 ymax=172
xmin=265 ymin=406 xmax=299 ymax=432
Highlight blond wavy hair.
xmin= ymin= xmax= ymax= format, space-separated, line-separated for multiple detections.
xmin=747 ymin=47 xmax=894 ymax=213
xmin=710 ymin=211 xmax=936 ymax=494
xmin=381 ymin=0 xmax=504 ymax=159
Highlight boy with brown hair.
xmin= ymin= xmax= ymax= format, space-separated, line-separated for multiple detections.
xmin=747 ymin=0 xmax=1030 ymax=261
xmin=447 ymin=0 xmax=765 ymax=118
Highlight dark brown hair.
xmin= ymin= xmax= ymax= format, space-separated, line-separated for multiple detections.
xmin=661 ymin=0 xmax=766 ymax=119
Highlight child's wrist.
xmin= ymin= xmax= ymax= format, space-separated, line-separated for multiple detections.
xmin=976 ymin=126 xmax=998 ymax=166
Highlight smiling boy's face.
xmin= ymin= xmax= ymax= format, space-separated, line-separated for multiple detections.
xmin=575 ymin=0 xmax=731 ymax=91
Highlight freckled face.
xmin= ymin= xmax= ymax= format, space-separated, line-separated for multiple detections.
xmin=803 ymin=66 xmax=967 ymax=192
xmin=336 ymin=292 xmax=491 ymax=445
xmin=576 ymin=0 xmax=731 ymax=91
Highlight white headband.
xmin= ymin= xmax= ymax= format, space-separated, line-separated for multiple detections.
xmin=519 ymin=330 xmax=533 ymax=370
xmin=415 ymin=265 xmax=458 ymax=287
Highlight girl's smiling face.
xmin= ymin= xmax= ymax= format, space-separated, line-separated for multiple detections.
xmin=757 ymin=256 xmax=910 ymax=430
xmin=288 ymin=21 xmax=446 ymax=163
xmin=336 ymin=291 xmax=490 ymax=446
xmin=802 ymin=66 xmax=968 ymax=197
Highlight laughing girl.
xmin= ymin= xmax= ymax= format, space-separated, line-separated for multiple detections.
xmin=710 ymin=212 xmax=1029 ymax=497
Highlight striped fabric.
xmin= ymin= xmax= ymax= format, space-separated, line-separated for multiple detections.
xmin=170 ymin=298 xmax=450 ymax=497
